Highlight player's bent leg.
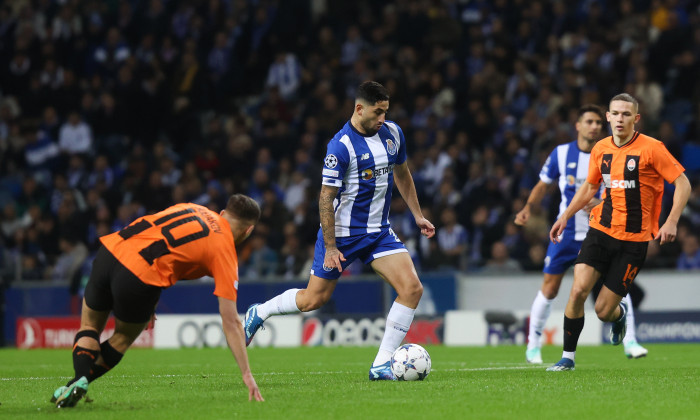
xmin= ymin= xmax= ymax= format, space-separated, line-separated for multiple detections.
xmin=594 ymin=286 xmax=624 ymax=322
xmin=565 ymin=264 xmax=600 ymax=318
xmin=53 ymin=300 xmax=109 ymax=407
xmin=83 ymin=317 xmax=147 ymax=385
xmin=247 ymin=276 xmax=337 ymax=346
xmin=75 ymin=299 xmax=110 ymax=350
xmin=368 ymin=253 xmax=421 ymax=380
xmin=595 ymin=286 xmax=627 ymax=345
xmin=547 ymin=264 xmax=601 ymax=372
xmin=527 ymin=273 xmax=565 ymax=364
xmin=622 ymin=294 xmax=648 ymax=358
xmin=109 ymin=317 xmax=150 ymax=353
xmin=370 ymin=252 xmax=422 ymax=308
xmin=296 ymin=275 xmax=338 ymax=311
xmin=541 ymin=273 xmax=565 ymax=299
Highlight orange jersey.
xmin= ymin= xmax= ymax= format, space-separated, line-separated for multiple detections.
xmin=586 ymin=132 xmax=685 ymax=242
xmin=100 ymin=203 xmax=240 ymax=301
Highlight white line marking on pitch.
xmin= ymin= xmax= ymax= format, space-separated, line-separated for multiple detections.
xmin=1 ymin=365 xmax=543 ymax=381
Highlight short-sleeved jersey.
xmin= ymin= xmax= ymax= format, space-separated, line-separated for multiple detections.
xmin=321 ymin=120 xmax=407 ymax=237
xmin=586 ymin=132 xmax=685 ymax=242
xmin=540 ymin=140 xmax=602 ymax=241
xmin=100 ymin=203 xmax=240 ymax=301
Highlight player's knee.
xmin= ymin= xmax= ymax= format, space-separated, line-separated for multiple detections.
xmin=298 ymin=292 xmax=329 ymax=312
xmin=541 ymin=285 xmax=559 ymax=299
xmin=398 ymin=281 xmax=423 ymax=304
xmin=569 ymin=285 xmax=588 ymax=303
xmin=594 ymin=302 xmax=616 ymax=322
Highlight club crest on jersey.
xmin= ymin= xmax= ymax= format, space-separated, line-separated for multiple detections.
xmin=627 ymin=159 xmax=636 ymax=171
xmin=386 ymin=139 xmax=397 ymax=155
xmin=325 ymin=154 xmax=338 ymax=169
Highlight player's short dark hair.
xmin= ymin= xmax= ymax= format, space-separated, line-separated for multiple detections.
xmin=356 ymin=81 xmax=390 ymax=105
xmin=226 ymin=194 xmax=260 ymax=224
xmin=609 ymin=93 xmax=639 ymax=112
xmin=578 ymin=104 xmax=605 ymax=121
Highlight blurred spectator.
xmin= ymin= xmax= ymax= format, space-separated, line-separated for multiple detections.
xmin=23 ymin=126 xmax=60 ymax=176
xmin=58 ymin=111 xmax=93 ymax=156
xmin=242 ymin=233 xmax=278 ymax=280
xmin=47 ymin=235 xmax=88 ymax=283
xmin=435 ymin=207 xmax=467 ymax=270
xmin=677 ymin=234 xmax=700 ymax=270
xmin=481 ymin=241 xmax=524 ymax=274
xmin=632 ymin=66 xmax=663 ymax=125
xmin=92 ymin=27 xmax=130 ymax=79
xmin=1 ymin=202 xmax=30 ymax=240
xmin=277 ymin=222 xmax=307 ymax=279
xmin=520 ymin=242 xmax=546 ymax=272
xmin=265 ymin=51 xmax=302 ymax=101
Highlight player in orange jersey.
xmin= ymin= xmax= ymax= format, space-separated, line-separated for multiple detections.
xmin=51 ymin=195 xmax=264 ymax=405
xmin=546 ymin=94 xmax=691 ymax=371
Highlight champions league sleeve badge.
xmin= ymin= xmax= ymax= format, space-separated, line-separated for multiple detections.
xmin=324 ymin=154 xmax=338 ymax=168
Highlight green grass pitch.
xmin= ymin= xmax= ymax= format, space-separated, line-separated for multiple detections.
xmin=1 ymin=344 xmax=698 ymax=419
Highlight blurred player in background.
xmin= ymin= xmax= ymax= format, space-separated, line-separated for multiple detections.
xmin=52 ymin=195 xmax=264 ymax=406
xmin=515 ymin=104 xmax=648 ymax=364
xmin=244 ymin=81 xmax=435 ymax=380
xmin=547 ymin=94 xmax=691 ymax=371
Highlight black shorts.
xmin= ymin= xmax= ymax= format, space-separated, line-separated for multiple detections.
xmin=575 ymin=228 xmax=648 ymax=297
xmin=84 ymin=246 xmax=163 ymax=323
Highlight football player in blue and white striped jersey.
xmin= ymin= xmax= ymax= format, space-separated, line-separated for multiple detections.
xmin=244 ymin=81 xmax=435 ymax=380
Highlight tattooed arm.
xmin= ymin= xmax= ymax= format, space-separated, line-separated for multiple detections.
xmin=319 ymin=184 xmax=346 ymax=271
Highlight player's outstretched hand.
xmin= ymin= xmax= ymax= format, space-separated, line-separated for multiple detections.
xmin=416 ymin=217 xmax=435 ymax=238
xmin=655 ymin=221 xmax=677 ymax=245
xmin=514 ymin=207 xmax=529 ymax=226
xmin=549 ymin=218 xmax=566 ymax=244
xmin=243 ymin=372 xmax=264 ymax=402
xmin=324 ymin=247 xmax=346 ymax=272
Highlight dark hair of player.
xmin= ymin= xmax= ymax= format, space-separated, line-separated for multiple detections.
xmin=226 ymin=194 xmax=261 ymax=223
xmin=356 ymin=81 xmax=390 ymax=105
xmin=578 ymin=104 xmax=605 ymax=121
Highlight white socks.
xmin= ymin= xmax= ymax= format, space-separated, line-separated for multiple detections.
xmin=373 ymin=301 xmax=415 ymax=366
xmin=622 ymin=294 xmax=637 ymax=346
xmin=563 ymin=351 xmax=576 ymax=361
xmin=256 ymin=288 xmax=301 ymax=320
xmin=528 ymin=290 xmax=553 ymax=350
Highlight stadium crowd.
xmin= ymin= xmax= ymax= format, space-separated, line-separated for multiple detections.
xmin=1 ymin=0 xmax=700 ymax=294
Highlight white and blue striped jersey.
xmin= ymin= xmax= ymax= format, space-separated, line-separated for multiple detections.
xmin=321 ymin=120 xmax=407 ymax=237
xmin=539 ymin=140 xmax=601 ymax=241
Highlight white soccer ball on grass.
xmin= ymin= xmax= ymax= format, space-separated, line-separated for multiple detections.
xmin=390 ymin=343 xmax=431 ymax=381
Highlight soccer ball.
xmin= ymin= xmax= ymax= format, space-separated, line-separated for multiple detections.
xmin=390 ymin=343 xmax=431 ymax=381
